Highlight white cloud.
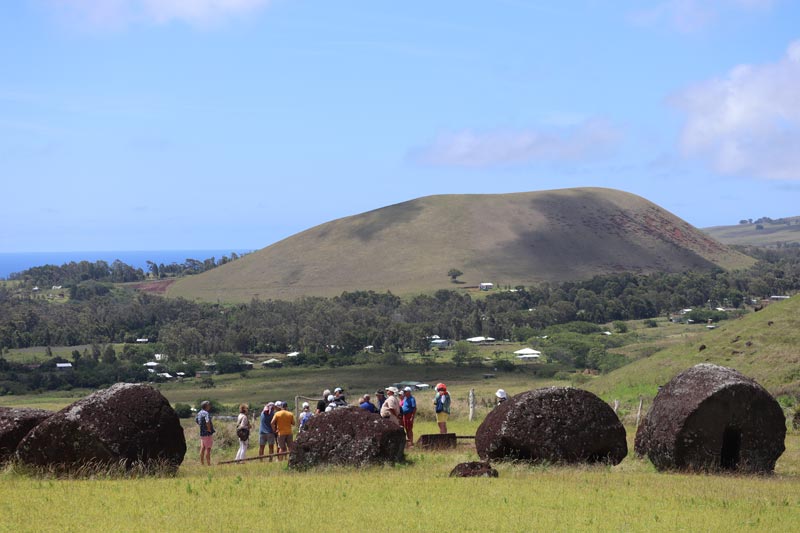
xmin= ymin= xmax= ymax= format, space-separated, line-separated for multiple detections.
xmin=414 ymin=118 xmax=622 ymax=167
xmin=49 ymin=0 xmax=271 ymax=27
xmin=629 ymin=0 xmax=775 ymax=32
xmin=673 ymin=40 xmax=800 ymax=180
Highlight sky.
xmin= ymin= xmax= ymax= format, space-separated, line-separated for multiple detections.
xmin=2 ymin=0 xmax=800 ymax=252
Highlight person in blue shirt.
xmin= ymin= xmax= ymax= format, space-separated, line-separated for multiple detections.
xmin=258 ymin=402 xmax=276 ymax=460
xmin=359 ymin=394 xmax=378 ymax=413
xmin=196 ymin=400 xmax=215 ymax=466
xmin=298 ymin=402 xmax=314 ymax=431
xmin=400 ymin=387 xmax=417 ymax=448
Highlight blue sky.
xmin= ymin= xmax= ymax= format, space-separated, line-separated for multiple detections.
xmin=2 ymin=0 xmax=799 ymax=252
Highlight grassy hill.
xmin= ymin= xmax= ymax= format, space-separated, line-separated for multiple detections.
xmin=169 ymin=187 xmax=754 ymax=302
xmin=587 ymin=296 xmax=800 ymax=406
xmin=704 ymin=216 xmax=800 ymax=247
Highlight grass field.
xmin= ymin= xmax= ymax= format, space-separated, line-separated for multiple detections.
xmin=1 ymin=418 xmax=798 ymax=532
xmin=703 ymin=217 xmax=800 ymax=247
xmin=3 ymin=300 xmax=800 ymax=531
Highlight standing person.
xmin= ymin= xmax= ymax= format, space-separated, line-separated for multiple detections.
xmin=400 ymin=387 xmax=417 ymax=447
xmin=324 ymin=394 xmax=337 ymax=412
xmin=316 ymin=389 xmax=331 ymax=415
xmin=299 ymin=402 xmax=313 ymax=431
xmin=196 ymin=400 xmax=215 ymax=466
xmin=333 ymin=387 xmax=348 ymax=407
xmin=433 ymin=383 xmax=451 ymax=434
xmin=375 ymin=389 xmax=386 ymax=410
xmin=271 ymin=401 xmax=296 ymax=461
xmin=234 ymin=403 xmax=250 ymax=463
xmin=359 ymin=394 xmax=377 ymax=413
xmin=495 ymin=389 xmax=508 ymax=405
xmin=380 ymin=386 xmax=401 ymax=425
xmin=258 ymin=402 xmax=276 ymax=460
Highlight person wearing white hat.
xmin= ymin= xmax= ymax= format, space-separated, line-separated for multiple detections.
xmin=380 ymin=386 xmax=401 ymax=425
xmin=299 ymin=401 xmax=313 ymax=431
xmin=401 ymin=386 xmax=417 ymax=447
xmin=316 ymin=389 xmax=331 ymax=414
xmin=333 ymin=387 xmax=348 ymax=407
xmin=495 ymin=389 xmax=508 ymax=405
xmin=324 ymin=394 xmax=337 ymax=413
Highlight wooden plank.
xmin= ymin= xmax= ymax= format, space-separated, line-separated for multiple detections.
xmin=218 ymin=451 xmax=291 ymax=465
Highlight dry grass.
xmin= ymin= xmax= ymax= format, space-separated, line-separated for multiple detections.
xmin=168 ymin=188 xmax=753 ymax=302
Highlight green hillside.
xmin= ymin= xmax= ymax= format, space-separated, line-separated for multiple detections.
xmin=704 ymin=216 xmax=800 ymax=247
xmin=169 ymin=187 xmax=754 ymax=302
xmin=587 ymin=296 xmax=800 ymax=404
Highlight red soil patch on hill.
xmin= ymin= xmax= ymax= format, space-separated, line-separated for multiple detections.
xmin=130 ymin=279 xmax=176 ymax=294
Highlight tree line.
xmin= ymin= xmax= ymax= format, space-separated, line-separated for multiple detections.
xmin=1 ymin=248 xmax=799 ymax=393
xmin=7 ymin=253 xmax=246 ymax=287
xmin=2 ymin=246 xmax=798 ymax=355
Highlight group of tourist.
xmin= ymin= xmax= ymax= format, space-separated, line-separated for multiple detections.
xmin=196 ymin=382 xmax=466 ymax=464
xmin=194 ymin=399 xmax=296 ymax=465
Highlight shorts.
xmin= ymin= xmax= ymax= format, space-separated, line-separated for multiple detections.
xmin=277 ymin=434 xmax=293 ymax=449
xmin=200 ymin=435 xmax=213 ymax=449
xmin=259 ymin=433 xmax=276 ymax=446
xmin=436 ymin=412 xmax=449 ymax=424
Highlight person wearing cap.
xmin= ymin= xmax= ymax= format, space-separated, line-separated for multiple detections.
xmin=495 ymin=389 xmax=508 ymax=405
xmin=271 ymin=401 xmax=295 ymax=461
xmin=333 ymin=387 xmax=348 ymax=407
xmin=359 ymin=394 xmax=377 ymax=414
xmin=316 ymin=389 xmax=331 ymax=414
xmin=299 ymin=402 xmax=313 ymax=431
xmin=259 ymin=402 xmax=277 ymax=459
xmin=196 ymin=400 xmax=215 ymax=466
xmin=380 ymin=387 xmax=401 ymax=425
xmin=433 ymin=383 xmax=451 ymax=434
xmin=324 ymin=394 xmax=337 ymax=412
xmin=400 ymin=387 xmax=417 ymax=447
xmin=375 ymin=389 xmax=386 ymax=410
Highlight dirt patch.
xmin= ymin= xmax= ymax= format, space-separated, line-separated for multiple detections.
xmin=130 ymin=279 xmax=176 ymax=294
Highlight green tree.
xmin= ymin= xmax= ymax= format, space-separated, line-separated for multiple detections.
xmin=102 ymin=344 xmax=117 ymax=364
xmin=452 ymin=340 xmax=476 ymax=366
xmin=447 ymin=268 xmax=464 ymax=283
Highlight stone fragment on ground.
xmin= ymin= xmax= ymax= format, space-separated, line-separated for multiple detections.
xmin=449 ymin=461 xmax=498 ymax=477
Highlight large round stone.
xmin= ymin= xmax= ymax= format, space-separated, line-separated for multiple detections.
xmin=16 ymin=383 xmax=186 ymax=472
xmin=0 ymin=407 xmax=53 ymax=463
xmin=476 ymin=387 xmax=627 ymax=465
xmin=635 ymin=363 xmax=785 ymax=473
xmin=289 ymin=407 xmax=405 ymax=470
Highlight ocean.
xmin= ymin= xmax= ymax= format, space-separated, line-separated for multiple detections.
xmin=0 ymin=250 xmax=253 ymax=279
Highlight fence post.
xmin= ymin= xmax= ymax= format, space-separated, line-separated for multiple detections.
xmin=635 ymin=397 xmax=643 ymax=427
xmin=468 ymin=388 xmax=475 ymax=422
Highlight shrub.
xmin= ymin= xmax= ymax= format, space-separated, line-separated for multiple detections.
xmin=493 ymin=359 xmax=516 ymax=372
xmin=173 ymin=403 xmax=192 ymax=418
